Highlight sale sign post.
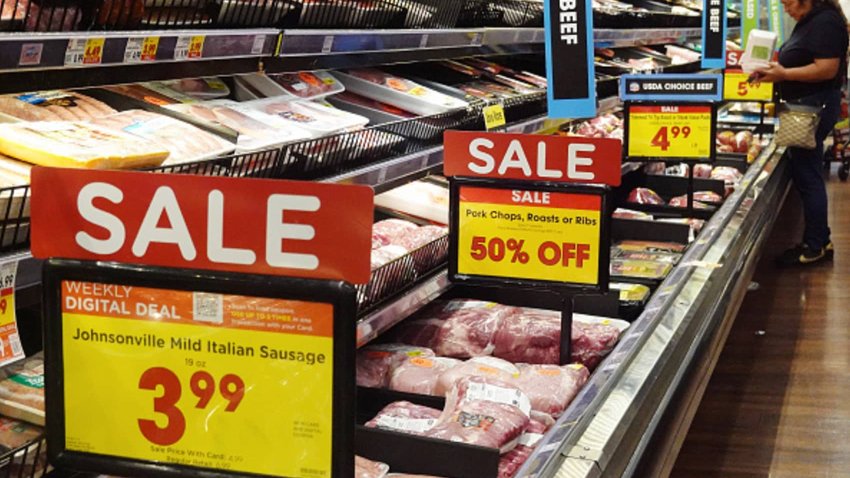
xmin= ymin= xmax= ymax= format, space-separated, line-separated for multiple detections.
xmin=32 ymin=168 xmax=371 ymax=478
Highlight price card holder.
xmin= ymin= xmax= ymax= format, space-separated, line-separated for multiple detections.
xmin=43 ymin=260 xmax=356 ymax=478
xmin=448 ymin=178 xmax=610 ymax=293
xmin=623 ymin=102 xmax=718 ymax=162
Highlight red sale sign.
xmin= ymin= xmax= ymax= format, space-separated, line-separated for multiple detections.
xmin=31 ymin=168 xmax=374 ymax=283
xmin=443 ymin=131 xmax=622 ymax=186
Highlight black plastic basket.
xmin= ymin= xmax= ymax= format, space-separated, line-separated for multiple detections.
xmin=0 ymin=185 xmax=31 ymax=254
xmin=279 ymin=0 xmax=407 ymax=29
xmin=457 ymin=0 xmax=542 ymax=27
xmin=357 ymin=233 xmax=449 ymax=315
xmin=395 ymin=0 xmax=462 ymax=28
xmin=146 ymin=148 xmax=286 ymax=178
xmin=0 ymin=433 xmax=47 ymax=478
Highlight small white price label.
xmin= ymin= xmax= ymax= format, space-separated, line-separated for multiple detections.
xmin=65 ymin=37 xmax=105 ymax=66
xmin=419 ymin=34 xmax=429 ymax=48
xmin=124 ymin=36 xmax=159 ymax=63
xmin=0 ymin=261 xmax=22 ymax=365
xmin=321 ymin=35 xmax=334 ymax=53
xmin=251 ymin=35 xmax=266 ymax=55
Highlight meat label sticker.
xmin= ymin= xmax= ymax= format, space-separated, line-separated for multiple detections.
xmin=0 ymin=261 xmax=23 ymax=366
xmin=453 ymin=185 xmax=605 ymax=287
xmin=625 ymin=104 xmax=715 ymax=159
xmin=60 ymin=281 xmax=333 ymax=478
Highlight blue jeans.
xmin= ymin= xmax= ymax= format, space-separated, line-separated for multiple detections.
xmin=787 ymin=88 xmax=842 ymax=251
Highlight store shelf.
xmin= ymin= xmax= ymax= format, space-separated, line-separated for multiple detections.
xmin=595 ymin=27 xmax=741 ymax=48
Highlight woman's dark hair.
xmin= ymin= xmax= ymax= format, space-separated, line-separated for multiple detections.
xmin=811 ymin=0 xmax=848 ymax=22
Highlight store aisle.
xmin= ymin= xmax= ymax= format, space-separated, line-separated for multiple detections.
xmin=670 ymin=172 xmax=850 ymax=478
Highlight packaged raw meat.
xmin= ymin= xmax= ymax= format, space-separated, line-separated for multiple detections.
xmin=644 ymin=162 xmax=666 ymax=174
xmin=0 ymin=416 xmax=41 ymax=451
xmin=0 ymin=353 xmax=44 ymax=425
xmin=422 ymin=300 xmax=517 ymax=358
xmin=616 ymin=240 xmax=686 ymax=253
xmin=434 ymin=356 xmax=520 ymax=396
xmin=374 ymin=181 xmax=450 ymax=225
xmin=356 ymin=456 xmax=390 ymax=478
xmin=104 ymin=84 xmax=182 ymax=107
xmin=25 ymin=2 xmax=81 ymax=31
xmin=693 ymin=163 xmax=713 ymax=178
xmin=88 ymin=110 xmax=236 ymax=165
xmin=734 ymin=130 xmax=754 ymax=153
xmin=395 ymin=226 xmax=448 ymax=251
xmin=462 ymin=59 xmax=549 ymax=89
xmin=0 ymin=91 xmax=117 ymax=122
xmin=389 ymin=356 xmax=462 ymax=395
xmin=373 ymin=219 xmax=419 ymax=244
xmin=372 ymin=233 xmax=390 ymax=250
xmin=166 ymin=100 xmax=311 ymax=152
xmin=244 ymin=97 xmax=368 ymax=138
xmin=336 ymin=70 xmax=468 ymax=116
xmin=498 ymin=419 xmax=548 ymax=478
xmin=612 ymin=208 xmax=653 ymax=220
xmin=356 ymin=344 xmax=434 ymax=388
xmin=140 ymin=81 xmax=200 ymax=103
xmin=266 ymin=71 xmax=345 ymax=100
xmin=572 ymin=315 xmax=628 ymax=369
xmin=664 ymin=163 xmax=689 ymax=177
xmin=370 ymin=245 xmax=409 ymax=270
xmin=0 ymin=0 xmax=26 ymax=21
xmin=492 ymin=308 xmax=561 ymax=365
xmin=612 ymin=248 xmax=681 ymax=264
xmin=669 ymin=196 xmax=711 ymax=209
xmin=610 ymin=259 xmax=673 ymax=281
xmin=389 ymin=318 xmax=445 ymax=349
xmin=0 ymin=121 xmax=169 ymax=169
xmin=711 ymin=166 xmax=744 ymax=184
xmin=162 ymin=77 xmax=231 ymax=100
xmin=458 ymin=81 xmax=521 ymax=100
xmin=627 ymin=188 xmax=665 ymax=205
xmin=513 ymin=364 xmax=589 ymax=417
xmin=693 ymin=191 xmax=723 ymax=203
xmin=364 ymin=401 xmax=442 ymax=435
xmin=716 ymin=130 xmax=736 ymax=148
xmin=428 ymin=377 xmax=530 ymax=453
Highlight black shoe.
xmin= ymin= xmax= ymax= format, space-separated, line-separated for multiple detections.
xmin=776 ymin=244 xmax=827 ymax=267
xmin=826 ymin=241 xmax=835 ymax=260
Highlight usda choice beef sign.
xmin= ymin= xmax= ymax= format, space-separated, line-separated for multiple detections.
xmin=545 ymin=0 xmax=596 ymax=119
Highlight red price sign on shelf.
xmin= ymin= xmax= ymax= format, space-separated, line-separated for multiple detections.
xmin=60 ymin=281 xmax=334 ymax=477
xmin=626 ymin=104 xmax=713 ymax=159
xmin=455 ymin=185 xmax=603 ymax=286
xmin=723 ymin=70 xmax=774 ymax=101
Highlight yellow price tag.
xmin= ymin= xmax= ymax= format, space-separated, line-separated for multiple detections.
xmin=0 ymin=261 xmax=22 ymax=365
xmin=723 ymin=71 xmax=773 ymax=101
xmin=483 ymin=104 xmax=506 ymax=130
xmin=141 ymin=36 xmax=159 ymax=62
xmin=83 ymin=38 xmax=105 ymax=65
xmin=61 ymin=282 xmax=333 ymax=478
xmin=457 ymin=186 xmax=602 ymax=285
xmin=188 ymin=35 xmax=205 ymax=59
xmin=627 ymin=105 xmax=713 ymax=159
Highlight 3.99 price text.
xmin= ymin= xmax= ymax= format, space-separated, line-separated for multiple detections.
xmin=470 ymin=236 xmax=591 ymax=268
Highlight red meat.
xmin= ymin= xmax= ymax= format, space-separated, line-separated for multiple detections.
xmin=395 ymin=225 xmax=448 ymax=251
xmin=572 ymin=321 xmax=622 ymax=369
xmin=390 ymin=318 xmax=445 ymax=349
xmin=435 ymin=356 xmax=520 ymax=396
xmin=373 ymin=219 xmax=419 ymax=245
xmin=425 ymin=300 xmax=517 ymax=358
xmin=693 ymin=163 xmax=713 ymax=178
xmin=498 ymin=419 xmax=549 ymax=478
xmin=627 ymin=188 xmax=665 ymax=205
xmin=356 ymin=456 xmax=389 ymax=478
xmin=513 ymin=364 xmax=590 ymax=417
xmin=356 ymin=345 xmax=434 ymax=388
xmin=669 ymin=195 xmax=711 ymax=209
xmin=389 ymin=356 xmax=462 ymax=395
xmin=364 ymin=401 xmax=442 ymax=435
xmin=492 ymin=310 xmax=562 ymax=365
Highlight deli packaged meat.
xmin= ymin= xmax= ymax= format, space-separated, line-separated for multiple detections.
xmin=336 ymin=69 xmax=468 ymax=116
xmin=611 ymin=259 xmax=673 ymax=281
xmin=416 ymin=299 xmax=517 ymax=358
xmin=364 ymin=401 xmax=442 ymax=435
xmin=267 ymin=71 xmax=345 ymax=100
xmin=166 ymin=100 xmax=311 ymax=152
xmin=428 ymin=376 xmax=530 ymax=453
xmin=161 ymin=77 xmax=231 ymax=100
xmin=0 ymin=416 xmax=41 ymax=451
xmin=0 ymin=91 xmax=116 ymax=122
xmin=0 ymin=353 xmax=44 ymax=425
xmin=492 ymin=308 xmax=561 ymax=365
xmin=356 ymin=344 xmax=434 ymax=388
xmin=389 ymin=356 xmax=462 ymax=395
xmin=356 ymin=456 xmax=390 ymax=478
xmin=616 ymin=240 xmax=687 ymax=253
xmin=244 ymin=97 xmax=368 ymax=138
xmin=435 ymin=356 xmax=520 ymax=396
xmin=0 ymin=121 xmax=169 ymax=169
xmin=88 ymin=109 xmax=236 ymax=165
xmin=374 ymin=180 xmax=450 ymax=225
xmin=627 ymin=188 xmax=665 ymax=205
xmin=513 ymin=364 xmax=590 ymax=417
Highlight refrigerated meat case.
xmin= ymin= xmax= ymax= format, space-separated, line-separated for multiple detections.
xmin=0 ymin=2 xmax=788 ymax=476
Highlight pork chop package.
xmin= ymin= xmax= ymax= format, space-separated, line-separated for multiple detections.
xmin=498 ymin=419 xmax=549 ymax=478
xmin=492 ymin=308 xmax=562 ymax=365
xmin=395 ymin=225 xmax=448 ymax=251
xmin=434 ymin=356 xmax=520 ymax=396
xmin=364 ymin=401 xmax=442 ymax=435
xmin=572 ymin=315 xmax=628 ymax=369
xmin=373 ymin=219 xmax=419 ymax=247
xmin=417 ymin=299 xmax=518 ymax=358
xmin=389 ymin=318 xmax=444 ymax=349
xmin=356 ymin=456 xmax=390 ymax=478
xmin=389 ymin=356 xmax=462 ymax=395
xmin=427 ymin=377 xmax=531 ymax=453
xmin=513 ymin=364 xmax=590 ymax=417
xmin=356 ymin=345 xmax=435 ymax=388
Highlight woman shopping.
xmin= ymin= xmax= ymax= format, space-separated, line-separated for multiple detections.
xmin=755 ymin=0 xmax=849 ymax=266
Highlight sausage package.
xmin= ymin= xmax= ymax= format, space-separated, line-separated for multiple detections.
xmin=0 ymin=91 xmax=117 ymax=122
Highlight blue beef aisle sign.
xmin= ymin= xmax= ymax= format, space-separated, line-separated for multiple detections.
xmin=702 ymin=0 xmax=727 ymax=69
xmin=544 ymin=0 xmax=596 ymax=119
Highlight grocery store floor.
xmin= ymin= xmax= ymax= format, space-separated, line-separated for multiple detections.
xmin=671 ymin=167 xmax=850 ymax=478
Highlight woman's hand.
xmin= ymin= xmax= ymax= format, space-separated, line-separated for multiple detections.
xmin=754 ymin=62 xmax=787 ymax=83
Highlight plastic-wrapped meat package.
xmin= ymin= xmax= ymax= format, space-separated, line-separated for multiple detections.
xmin=611 ymin=259 xmax=673 ymax=281
xmin=427 ymin=377 xmax=531 ymax=453
xmin=693 ymin=191 xmax=723 ymax=203
xmin=492 ymin=309 xmax=561 ymax=365
xmin=693 ymin=163 xmax=713 ymax=178
xmin=711 ymin=166 xmax=744 ymax=184
xmin=426 ymin=300 xmax=517 ymax=358
xmin=612 ymin=248 xmax=681 ymax=264
xmin=372 ymin=233 xmax=391 ymax=250
xmin=268 ymin=71 xmax=344 ymax=99
xmin=356 ymin=456 xmax=390 ymax=478
xmin=613 ymin=208 xmax=652 ymax=220
xmin=572 ymin=321 xmax=623 ymax=369
xmin=370 ymin=245 xmax=409 ymax=270
xmin=356 ymin=345 xmax=434 ymax=388
xmin=435 ymin=356 xmax=520 ymax=396
xmin=244 ymin=98 xmax=367 ymax=138
xmin=163 ymin=77 xmax=230 ymax=99
xmin=0 ymin=91 xmax=116 ymax=122
xmin=389 ymin=356 xmax=462 ymax=395
xmin=88 ymin=110 xmax=236 ymax=165
xmin=25 ymin=2 xmax=81 ymax=31
xmin=734 ymin=130 xmax=754 ymax=153
xmin=513 ymin=364 xmax=590 ymax=417
xmin=389 ymin=318 xmax=445 ymax=349
xmin=364 ymin=401 xmax=442 ymax=435
xmin=339 ymin=69 xmax=468 ymax=115
xmin=373 ymin=219 xmax=419 ymax=246
xmin=668 ymin=195 xmax=711 ymax=209
xmin=665 ymin=163 xmax=689 ymax=177
xmin=498 ymin=419 xmax=549 ymax=478
xmin=395 ymin=226 xmax=448 ymax=251
xmin=627 ymin=188 xmax=665 ymax=205
xmin=616 ymin=240 xmax=686 ymax=253
xmin=644 ymin=162 xmax=666 ymax=174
